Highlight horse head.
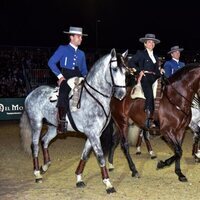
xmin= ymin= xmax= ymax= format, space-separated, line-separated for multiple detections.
xmin=107 ymin=48 xmax=127 ymax=100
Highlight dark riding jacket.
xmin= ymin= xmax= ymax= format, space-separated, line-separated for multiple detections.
xmin=128 ymin=49 xmax=161 ymax=112
xmin=129 ymin=49 xmax=161 ymax=76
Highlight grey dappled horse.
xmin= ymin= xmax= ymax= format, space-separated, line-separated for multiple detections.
xmin=20 ymin=49 xmax=128 ymax=193
xmin=190 ymin=96 xmax=200 ymax=161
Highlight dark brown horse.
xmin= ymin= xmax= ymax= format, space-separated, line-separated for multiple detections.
xmin=110 ymin=64 xmax=200 ymax=182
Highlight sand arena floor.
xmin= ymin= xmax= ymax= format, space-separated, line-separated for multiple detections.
xmin=1 ymin=120 xmax=200 ymax=200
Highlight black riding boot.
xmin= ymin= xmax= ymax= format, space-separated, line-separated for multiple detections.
xmin=145 ymin=109 xmax=156 ymax=129
xmin=57 ymin=107 xmax=68 ymax=134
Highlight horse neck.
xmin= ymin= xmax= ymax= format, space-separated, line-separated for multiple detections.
xmin=167 ymin=70 xmax=199 ymax=108
xmin=86 ymin=56 xmax=113 ymax=98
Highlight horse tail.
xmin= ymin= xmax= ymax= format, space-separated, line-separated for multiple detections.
xmin=19 ymin=111 xmax=32 ymax=155
xmin=128 ymin=123 xmax=140 ymax=146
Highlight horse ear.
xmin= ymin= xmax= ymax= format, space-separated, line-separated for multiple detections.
xmin=122 ymin=49 xmax=128 ymax=58
xmin=111 ymin=48 xmax=116 ymax=57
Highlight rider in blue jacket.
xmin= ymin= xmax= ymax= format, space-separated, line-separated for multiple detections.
xmin=164 ymin=45 xmax=185 ymax=78
xmin=48 ymin=26 xmax=88 ymax=133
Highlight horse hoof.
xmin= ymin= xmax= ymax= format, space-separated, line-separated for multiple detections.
xmin=109 ymin=168 xmax=114 ymax=172
xmin=132 ymin=171 xmax=140 ymax=178
xmin=157 ymin=160 xmax=165 ymax=169
xmin=195 ymin=158 xmax=200 ymax=163
xmin=108 ymin=163 xmax=114 ymax=171
xmin=179 ymin=176 xmax=188 ymax=182
xmin=136 ymin=152 xmax=141 ymax=155
xmin=35 ymin=178 xmax=43 ymax=183
xmin=76 ymin=181 xmax=86 ymax=188
xmin=106 ymin=187 xmax=116 ymax=194
xmin=40 ymin=166 xmax=46 ymax=174
xmin=194 ymin=156 xmax=200 ymax=163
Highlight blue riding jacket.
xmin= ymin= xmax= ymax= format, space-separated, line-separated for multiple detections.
xmin=48 ymin=44 xmax=88 ymax=77
xmin=164 ymin=59 xmax=185 ymax=78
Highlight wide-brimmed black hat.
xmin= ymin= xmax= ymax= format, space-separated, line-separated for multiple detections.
xmin=139 ymin=33 xmax=160 ymax=44
xmin=63 ymin=26 xmax=88 ymax=36
xmin=168 ymin=45 xmax=184 ymax=54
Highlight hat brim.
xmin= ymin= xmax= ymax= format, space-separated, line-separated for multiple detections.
xmin=63 ymin=31 xmax=88 ymax=36
xmin=168 ymin=48 xmax=184 ymax=54
xmin=139 ymin=38 xmax=160 ymax=44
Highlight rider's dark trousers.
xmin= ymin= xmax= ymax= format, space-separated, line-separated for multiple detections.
xmin=57 ymin=67 xmax=82 ymax=110
xmin=57 ymin=80 xmax=70 ymax=110
xmin=141 ymin=74 xmax=157 ymax=113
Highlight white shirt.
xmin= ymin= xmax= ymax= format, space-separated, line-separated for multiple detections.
xmin=147 ymin=49 xmax=156 ymax=64
xmin=172 ymin=58 xmax=179 ymax=64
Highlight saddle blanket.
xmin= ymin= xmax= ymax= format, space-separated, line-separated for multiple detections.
xmin=49 ymin=77 xmax=84 ymax=102
xmin=131 ymin=80 xmax=158 ymax=99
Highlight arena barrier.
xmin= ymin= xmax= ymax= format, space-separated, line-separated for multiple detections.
xmin=0 ymin=98 xmax=25 ymax=120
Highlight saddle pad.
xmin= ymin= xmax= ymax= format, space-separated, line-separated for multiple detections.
xmin=49 ymin=87 xmax=59 ymax=101
xmin=131 ymin=80 xmax=158 ymax=99
xmin=67 ymin=77 xmax=84 ymax=90
xmin=49 ymin=77 xmax=84 ymax=102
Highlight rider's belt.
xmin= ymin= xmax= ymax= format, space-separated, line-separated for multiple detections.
xmin=144 ymin=71 xmax=156 ymax=75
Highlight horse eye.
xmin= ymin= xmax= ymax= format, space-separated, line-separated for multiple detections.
xmin=112 ymin=67 xmax=118 ymax=72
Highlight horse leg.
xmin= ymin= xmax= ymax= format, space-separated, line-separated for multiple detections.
xmin=143 ymin=130 xmax=157 ymax=159
xmin=94 ymin=138 xmax=116 ymax=194
xmin=192 ymin=133 xmax=198 ymax=156
xmin=189 ymin=121 xmax=200 ymax=162
xmin=114 ymin=117 xmax=140 ymax=178
xmin=174 ymin=145 xmax=187 ymax=182
xmin=108 ymin=129 xmax=120 ymax=171
xmin=157 ymin=136 xmax=176 ymax=169
xmin=192 ymin=133 xmax=200 ymax=162
xmin=31 ymin=123 xmax=43 ymax=183
xmin=40 ymin=125 xmax=57 ymax=174
xmin=76 ymin=137 xmax=116 ymax=193
xmin=75 ymin=139 xmax=93 ymax=188
xmin=120 ymin=134 xmax=140 ymax=178
xmin=135 ymin=130 xmax=143 ymax=155
xmin=157 ymin=136 xmax=187 ymax=182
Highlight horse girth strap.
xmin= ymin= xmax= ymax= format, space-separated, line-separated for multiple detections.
xmin=154 ymin=78 xmax=163 ymax=121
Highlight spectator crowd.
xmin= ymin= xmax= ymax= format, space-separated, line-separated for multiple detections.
xmin=0 ymin=46 xmax=200 ymax=98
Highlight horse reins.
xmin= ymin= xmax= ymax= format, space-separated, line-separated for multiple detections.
xmin=163 ymin=75 xmax=195 ymax=116
xmin=81 ymin=57 xmax=127 ymax=132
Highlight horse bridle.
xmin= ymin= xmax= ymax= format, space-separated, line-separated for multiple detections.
xmin=81 ymin=56 xmax=127 ymax=132
xmin=164 ymin=76 xmax=196 ymax=116
xmin=84 ymin=56 xmax=127 ymax=99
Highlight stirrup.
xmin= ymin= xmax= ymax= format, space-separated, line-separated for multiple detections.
xmin=57 ymin=119 xmax=68 ymax=134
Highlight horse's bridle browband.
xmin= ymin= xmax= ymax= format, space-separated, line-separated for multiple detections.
xmin=109 ymin=58 xmax=126 ymax=90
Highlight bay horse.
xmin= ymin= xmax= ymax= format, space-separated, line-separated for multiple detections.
xmin=126 ymin=92 xmax=200 ymax=162
xmin=19 ymin=49 xmax=129 ymax=193
xmin=110 ymin=64 xmax=200 ymax=182
xmin=108 ymin=98 xmax=200 ymax=171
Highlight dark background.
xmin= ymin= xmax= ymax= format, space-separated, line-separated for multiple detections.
xmin=1 ymin=0 xmax=200 ymax=53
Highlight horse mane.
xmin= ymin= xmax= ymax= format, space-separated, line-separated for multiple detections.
xmin=89 ymin=52 xmax=126 ymax=74
xmin=92 ymin=54 xmax=109 ymax=69
xmin=116 ymin=53 xmax=128 ymax=72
